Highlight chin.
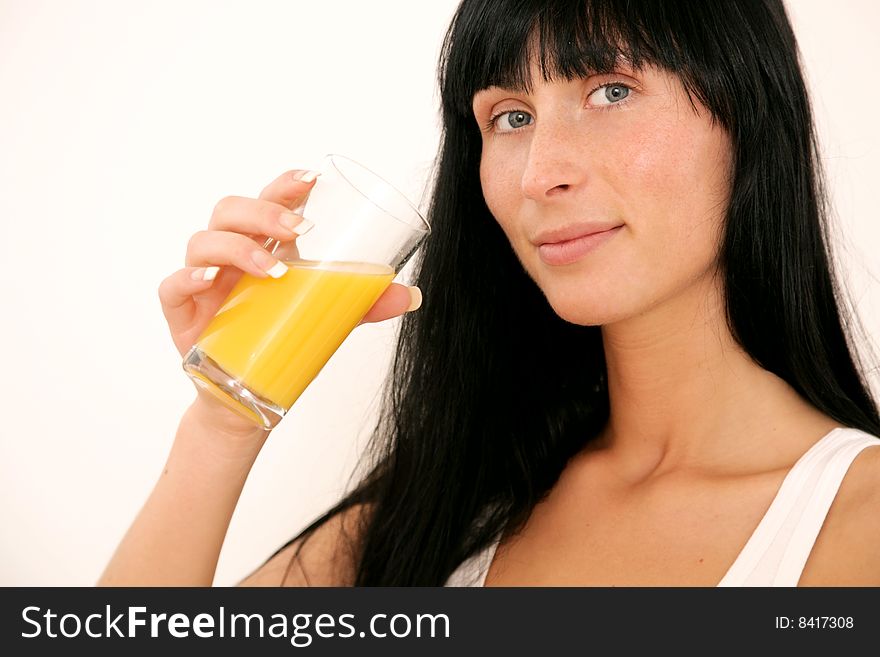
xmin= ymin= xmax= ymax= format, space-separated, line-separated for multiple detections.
xmin=543 ymin=294 xmax=622 ymax=326
xmin=528 ymin=267 xmax=618 ymax=326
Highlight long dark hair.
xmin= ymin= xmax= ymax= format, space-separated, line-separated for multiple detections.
xmin=269 ymin=0 xmax=880 ymax=585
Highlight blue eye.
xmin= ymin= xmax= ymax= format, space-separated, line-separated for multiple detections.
xmin=588 ymin=83 xmax=632 ymax=106
xmin=492 ymin=110 xmax=534 ymax=133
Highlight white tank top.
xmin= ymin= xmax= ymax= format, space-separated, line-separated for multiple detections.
xmin=444 ymin=427 xmax=879 ymax=587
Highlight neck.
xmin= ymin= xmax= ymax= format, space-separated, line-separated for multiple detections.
xmin=594 ymin=272 xmax=834 ymax=482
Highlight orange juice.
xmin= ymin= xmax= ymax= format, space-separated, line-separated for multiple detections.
xmin=195 ymin=258 xmax=394 ymax=410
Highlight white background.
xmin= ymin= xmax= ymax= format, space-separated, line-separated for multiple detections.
xmin=1 ymin=0 xmax=877 ymax=585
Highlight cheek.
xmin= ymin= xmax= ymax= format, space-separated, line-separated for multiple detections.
xmin=479 ymin=153 xmax=518 ymax=236
xmin=620 ymin=123 xmax=705 ymax=207
xmin=616 ymin=117 xmax=730 ymax=258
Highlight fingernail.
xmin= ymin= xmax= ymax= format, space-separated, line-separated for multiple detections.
xmin=406 ymin=286 xmax=422 ymax=312
xmin=191 ymin=266 xmax=219 ymax=281
xmin=295 ymin=170 xmax=320 ymax=184
xmin=252 ymin=250 xmax=288 ymax=278
xmin=293 ymin=218 xmax=314 ymax=236
xmin=279 ymin=212 xmax=298 ymax=232
xmin=265 ymin=261 xmax=288 ymax=278
xmin=280 ymin=213 xmax=314 ymax=237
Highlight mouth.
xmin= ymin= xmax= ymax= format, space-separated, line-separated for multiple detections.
xmin=537 ymin=225 xmax=623 ymax=266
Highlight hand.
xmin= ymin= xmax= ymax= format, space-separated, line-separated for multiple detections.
xmin=158 ymin=169 xmax=422 ymax=430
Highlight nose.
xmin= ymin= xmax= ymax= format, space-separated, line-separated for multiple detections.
xmin=520 ymin=121 xmax=585 ymax=201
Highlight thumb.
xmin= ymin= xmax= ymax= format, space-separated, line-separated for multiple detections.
xmin=359 ymin=284 xmax=422 ymax=325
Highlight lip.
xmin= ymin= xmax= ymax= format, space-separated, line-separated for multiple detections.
xmin=537 ymin=225 xmax=623 ymax=266
xmin=533 ymin=221 xmax=624 ymax=246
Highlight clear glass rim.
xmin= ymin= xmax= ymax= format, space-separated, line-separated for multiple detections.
xmin=324 ymin=153 xmax=431 ymax=234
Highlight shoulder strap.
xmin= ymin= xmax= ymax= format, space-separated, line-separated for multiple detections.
xmin=444 ymin=540 xmax=498 ymax=586
xmin=718 ymin=428 xmax=879 ymax=586
xmin=444 ymin=505 xmax=504 ymax=586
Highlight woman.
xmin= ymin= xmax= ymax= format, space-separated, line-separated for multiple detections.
xmin=99 ymin=0 xmax=880 ymax=587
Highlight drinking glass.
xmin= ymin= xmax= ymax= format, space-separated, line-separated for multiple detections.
xmin=182 ymin=154 xmax=430 ymax=430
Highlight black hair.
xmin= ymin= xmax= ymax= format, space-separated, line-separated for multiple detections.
xmin=266 ymin=0 xmax=880 ymax=585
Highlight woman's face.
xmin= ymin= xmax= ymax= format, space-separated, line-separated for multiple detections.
xmin=472 ymin=61 xmax=733 ymax=326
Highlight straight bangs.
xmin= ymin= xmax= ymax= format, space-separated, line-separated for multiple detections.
xmin=439 ymin=0 xmax=725 ymax=126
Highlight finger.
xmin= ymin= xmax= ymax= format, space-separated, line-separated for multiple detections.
xmin=258 ymin=169 xmax=320 ymax=209
xmin=185 ymin=230 xmax=290 ymax=279
xmin=158 ymin=266 xmax=219 ymax=330
xmin=208 ymin=195 xmax=313 ymax=242
xmin=359 ymin=284 xmax=422 ymax=325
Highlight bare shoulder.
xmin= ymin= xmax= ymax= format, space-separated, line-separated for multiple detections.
xmin=237 ymin=502 xmax=373 ymax=587
xmin=801 ymin=440 xmax=880 ymax=586
xmin=836 ymin=440 xmax=880 ymax=529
